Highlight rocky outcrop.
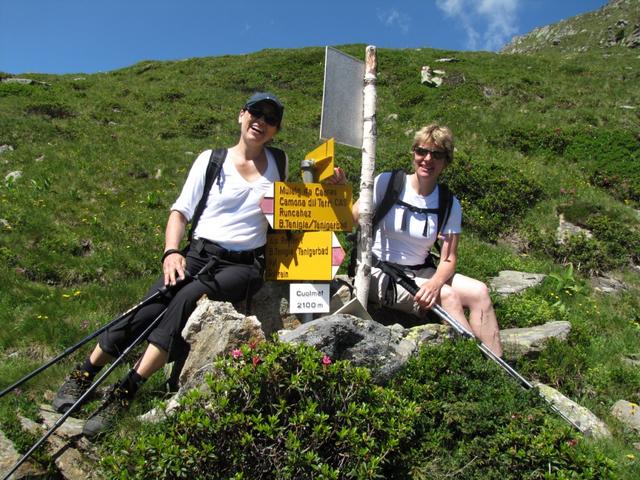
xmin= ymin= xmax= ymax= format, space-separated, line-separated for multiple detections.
xmin=557 ymin=213 xmax=593 ymax=244
xmin=501 ymin=0 xmax=640 ymax=54
xmin=500 ymin=321 xmax=572 ymax=359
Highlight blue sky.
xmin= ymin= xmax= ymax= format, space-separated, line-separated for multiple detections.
xmin=1 ymin=0 xmax=608 ymax=75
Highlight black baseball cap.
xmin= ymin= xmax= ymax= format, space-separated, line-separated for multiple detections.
xmin=244 ymin=92 xmax=284 ymax=125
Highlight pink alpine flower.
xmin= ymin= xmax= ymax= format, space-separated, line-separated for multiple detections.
xmin=252 ymin=355 xmax=262 ymax=367
xmin=231 ymin=349 xmax=242 ymax=360
xmin=322 ymin=354 xmax=332 ymax=366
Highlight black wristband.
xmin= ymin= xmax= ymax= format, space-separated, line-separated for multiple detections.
xmin=162 ymin=249 xmax=184 ymax=263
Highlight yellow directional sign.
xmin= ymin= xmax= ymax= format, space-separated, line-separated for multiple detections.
xmin=271 ymin=182 xmax=353 ymax=231
xmin=265 ymin=231 xmax=345 ymax=281
xmin=304 ymin=138 xmax=335 ymax=182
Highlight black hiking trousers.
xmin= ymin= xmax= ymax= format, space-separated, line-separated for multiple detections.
xmin=98 ymin=240 xmax=265 ymax=362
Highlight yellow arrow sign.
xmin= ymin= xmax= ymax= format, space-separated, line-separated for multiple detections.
xmin=265 ymin=231 xmax=345 ymax=281
xmin=304 ymin=138 xmax=335 ymax=182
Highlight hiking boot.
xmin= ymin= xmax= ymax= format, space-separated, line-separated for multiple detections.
xmin=52 ymin=368 xmax=94 ymax=413
xmin=83 ymin=385 xmax=132 ymax=440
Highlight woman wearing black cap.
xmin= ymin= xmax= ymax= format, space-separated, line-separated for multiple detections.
xmin=52 ymin=92 xmax=305 ymax=438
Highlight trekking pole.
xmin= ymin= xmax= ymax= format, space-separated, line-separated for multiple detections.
xmin=2 ymin=260 xmax=216 ymax=480
xmin=0 ymin=273 xmax=191 ymax=400
xmin=377 ymin=262 xmax=582 ymax=432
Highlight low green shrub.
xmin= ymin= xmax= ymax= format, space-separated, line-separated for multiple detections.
xmin=494 ymin=291 xmax=567 ymax=328
xmin=101 ymin=341 xmax=418 ymax=479
xmin=386 ymin=341 xmax=616 ymax=479
xmin=443 ymin=154 xmax=545 ymax=240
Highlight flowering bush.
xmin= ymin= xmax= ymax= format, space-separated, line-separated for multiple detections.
xmin=102 ymin=341 xmax=418 ymax=479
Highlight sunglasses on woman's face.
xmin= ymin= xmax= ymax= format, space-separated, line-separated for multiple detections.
xmin=246 ymin=106 xmax=280 ymax=127
xmin=413 ymin=146 xmax=447 ymax=161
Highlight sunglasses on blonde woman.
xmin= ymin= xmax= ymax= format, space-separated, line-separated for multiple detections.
xmin=413 ymin=146 xmax=447 ymax=160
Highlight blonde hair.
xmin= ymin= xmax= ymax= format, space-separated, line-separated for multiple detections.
xmin=412 ymin=123 xmax=454 ymax=165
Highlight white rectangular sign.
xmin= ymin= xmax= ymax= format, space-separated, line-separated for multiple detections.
xmin=289 ymin=283 xmax=330 ymax=314
xmin=320 ymin=47 xmax=364 ymax=149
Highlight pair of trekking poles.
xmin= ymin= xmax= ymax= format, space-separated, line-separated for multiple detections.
xmin=0 ymin=260 xmax=216 ymax=480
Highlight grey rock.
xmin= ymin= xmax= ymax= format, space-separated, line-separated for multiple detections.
xmin=622 ymin=353 xmax=640 ymax=367
xmin=39 ymin=404 xmax=84 ymax=439
xmin=557 ymin=213 xmax=593 ymax=244
xmin=500 ymin=321 xmax=571 ymax=359
xmin=0 ymin=219 xmax=10 ymax=230
xmin=0 ymin=144 xmax=14 ymax=155
xmin=386 ymin=113 xmax=399 ymax=121
xmin=405 ymin=323 xmax=454 ymax=348
xmin=279 ymin=314 xmax=416 ymax=384
xmin=0 ymin=429 xmax=46 ymax=479
xmin=242 ymin=281 xmax=289 ymax=336
xmin=489 ymin=270 xmax=546 ymax=295
xmin=55 ymin=448 xmax=96 ymax=480
xmin=420 ymin=66 xmax=444 ymax=87
xmin=592 ymin=275 xmax=627 ymax=294
xmin=4 ymin=171 xmax=22 ymax=184
xmin=435 ymin=57 xmax=460 ymax=62
xmin=611 ymin=400 xmax=640 ymax=432
xmin=179 ymin=299 xmax=266 ymax=388
xmin=536 ymin=383 xmax=612 ymax=438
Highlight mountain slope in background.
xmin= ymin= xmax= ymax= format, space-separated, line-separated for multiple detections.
xmin=502 ymin=0 xmax=640 ymax=53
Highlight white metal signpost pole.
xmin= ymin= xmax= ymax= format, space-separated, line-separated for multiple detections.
xmin=354 ymin=46 xmax=378 ymax=308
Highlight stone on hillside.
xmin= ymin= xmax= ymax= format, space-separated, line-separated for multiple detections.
xmin=611 ymin=400 xmax=640 ymax=432
xmin=420 ymin=66 xmax=444 ymax=87
xmin=592 ymin=275 xmax=627 ymax=294
xmin=0 ymin=429 xmax=46 ymax=479
xmin=536 ymin=383 xmax=611 ymax=438
xmin=1 ymin=219 xmax=10 ymax=230
xmin=4 ymin=171 xmax=22 ymax=184
xmin=55 ymin=447 xmax=96 ymax=480
xmin=386 ymin=113 xmax=399 ymax=121
xmin=0 ymin=144 xmax=14 ymax=155
xmin=179 ymin=298 xmax=266 ymax=389
xmin=489 ymin=270 xmax=546 ymax=295
xmin=500 ymin=321 xmax=571 ymax=359
xmin=435 ymin=57 xmax=460 ymax=62
xmin=39 ymin=404 xmax=84 ymax=439
xmin=557 ymin=213 xmax=593 ymax=244
xmin=622 ymin=353 xmax=640 ymax=367
xmin=279 ymin=314 xmax=416 ymax=384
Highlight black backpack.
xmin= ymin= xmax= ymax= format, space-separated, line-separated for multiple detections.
xmin=347 ymin=169 xmax=454 ymax=276
xmin=188 ymin=147 xmax=287 ymax=242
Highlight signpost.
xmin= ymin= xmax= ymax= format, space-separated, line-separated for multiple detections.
xmin=260 ymin=138 xmax=352 ymax=317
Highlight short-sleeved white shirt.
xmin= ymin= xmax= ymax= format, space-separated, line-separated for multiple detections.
xmin=371 ymin=172 xmax=462 ymax=265
xmin=171 ymin=149 xmax=287 ymax=251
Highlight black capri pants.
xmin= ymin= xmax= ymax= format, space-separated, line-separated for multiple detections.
xmin=98 ymin=242 xmax=265 ymax=362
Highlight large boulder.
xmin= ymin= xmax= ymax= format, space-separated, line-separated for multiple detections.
xmin=179 ymin=298 xmax=266 ymax=389
xmin=279 ymin=314 xmax=416 ymax=384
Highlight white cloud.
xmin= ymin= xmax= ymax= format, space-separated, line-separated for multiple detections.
xmin=377 ymin=8 xmax=411 ymax=34
xmin=436 ymin=0 xmax=520 ymax=51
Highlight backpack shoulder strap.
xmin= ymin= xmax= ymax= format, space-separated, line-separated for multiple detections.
xmin=432 ymin=183 xmax=454 ymax=256
xmin=188 ymin=148 xmax=227 ymax=242
xmin=436 ymin=183 xmax=454 ymax=236
xmin=372 ymin=169 xmax=406 ymax=230
xmin=266 ymin=146 xmax=287 ymax=181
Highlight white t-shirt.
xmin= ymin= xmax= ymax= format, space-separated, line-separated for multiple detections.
xmin=171 ymin=149 xmax=287 ymax=251
xmin=371 ymin=171 xmax=462 ymax=265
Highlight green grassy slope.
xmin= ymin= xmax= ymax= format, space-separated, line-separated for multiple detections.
xmin=0 ymin=14 xmax=639 ymax=478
